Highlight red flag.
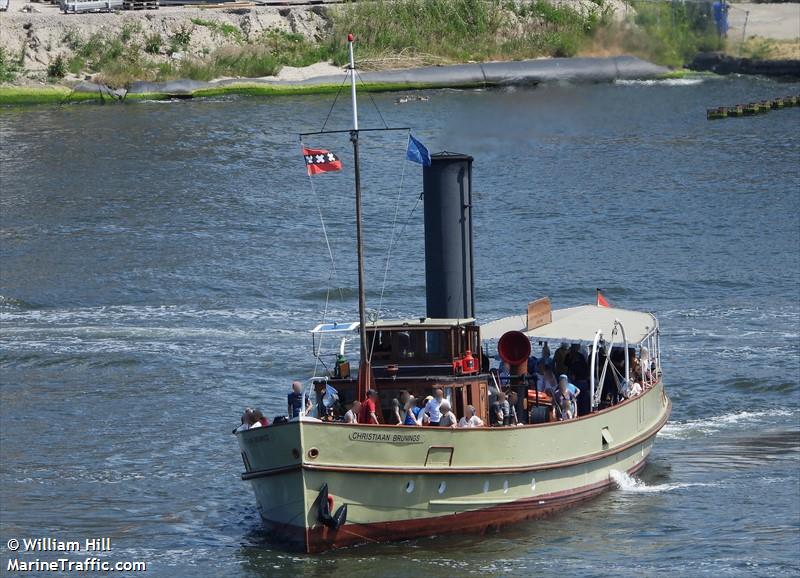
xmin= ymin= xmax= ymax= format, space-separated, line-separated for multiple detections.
xmin=303 ymin=147 xmax=342 ymax=175
xmin=596 ymin=289 xmax=611 ymax=308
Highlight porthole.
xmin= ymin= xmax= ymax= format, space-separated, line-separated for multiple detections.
xmin=503 ymin=480 xmax=509 ymax=494
xmin=483 ymin=481 xmax=490 ymax=494
xmin=438 ymin=481 xmax=447 ymax=495
xmin=307 ymin=448 xmax=319 ymax=460
xmin=531 ymin=477 xmax=536 ymax=491
xmin=405 ymin=481 xmax=415 ymax=494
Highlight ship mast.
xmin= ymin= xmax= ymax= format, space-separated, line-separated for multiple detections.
xmin=348 ymin=34 xmax=371 ymax=400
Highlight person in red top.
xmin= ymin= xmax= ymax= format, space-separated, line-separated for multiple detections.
xmin=358 ymin=389 xmax=380 ymax=424
xmin=252 ymin=408 xmax=269 ymax=427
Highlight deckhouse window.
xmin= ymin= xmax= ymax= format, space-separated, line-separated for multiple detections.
xmin=367 ymin=328 xmax=453 ymax=364
xmin=423 ymin=330 xmax=450 ymax=362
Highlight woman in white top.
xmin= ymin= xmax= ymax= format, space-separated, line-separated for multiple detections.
xmin=458 ymin=405 xmax=485 ymax=428
xmin=344 ymin=400 xmax=361 ymax=424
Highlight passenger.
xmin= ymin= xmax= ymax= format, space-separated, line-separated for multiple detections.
xmin=251 ymin=409 xmax=269 ymax=428
xmin=557 ymin=396 xmax=574 ymax=421
xmin=527 ymin=353 xmax=539 ymax=376
xmin=358 ymin=389 xmax=380 ymax=425
xmin=540 ymin=343 xmax=552 ymax=366
xmin=344 ymin=400 xmax=361 ymax=424
xmin=554 ymin=374 xmax=580 ymax=419
xmin=424 ymin=388 xmax=444 ymax=426
xmin=565 ymin=344 xmax=589 ymax=382
xmin=628 ymin=348 xmax=641 ymax=382
xmin=390 ymin=398 xmax=403 ymax=425
xmin=538 ymin=361 xmax=558 ymax=394
xmin=554 ymin=342 xmax=569 ymax=376
xmin=438 ymin=402 xmax=458 ymax=428
xmin=640 ymin=346 xmax=652 ymax=383
xmin=287 ymin=381 xmax=306 ymax=419
xmin=498 ymin=361 xmax=511 ymax=385
xmin=566 ymin=344 xmax=590 ymax=416
xmin=404 ymin=396 xmax=423 ymax=426
xmin=490 ymin=394 xmax=504 ymax=426
xmin=233 ymin=408 xmax=254 ymax=433
xmin=490 ymin=391 xmax=510 ymax=426
xmin=507 ymin=390 xmax=520 ymax=425
xmin=458 ymin=405 xmax=485 ymax=428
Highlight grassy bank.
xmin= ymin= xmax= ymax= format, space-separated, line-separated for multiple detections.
xmin=618 ymin=1 xmax=723 ymax=68
xmin=1 ymin=0 xmax=617 ymax=89
xmin=327 ymin=0 xmax=614 ymax=67
xmin=60 ymin=26 xmax=329 ymax=86
xmin=0 ymin=0 xmax=758 ymax=105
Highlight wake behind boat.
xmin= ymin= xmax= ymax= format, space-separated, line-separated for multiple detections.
xmin=234 ymin=35 xmax=671 ymax=553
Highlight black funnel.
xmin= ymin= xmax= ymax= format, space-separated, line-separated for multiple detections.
xmin=422 ymin=152 xmax=474 ymax=319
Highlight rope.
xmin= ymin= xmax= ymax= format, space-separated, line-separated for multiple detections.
xmin=367 ymin=191 xmax=424 ymax=362
xmin=320 ymin=70 xmax=351 ymax=133
xmin=302 ymin=137 xmax=345 ymax=378
xmin=356 ymin=68 xmax=389 ymax=130
xmin=367 ymin=131 xmax=413 ymax=361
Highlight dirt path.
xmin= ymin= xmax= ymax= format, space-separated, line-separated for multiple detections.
xmin=727 ymin=2 xmax=800 ymax=41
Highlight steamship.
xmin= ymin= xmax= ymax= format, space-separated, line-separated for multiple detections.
xmin=235 ymin=37 xmax=671 ymax=552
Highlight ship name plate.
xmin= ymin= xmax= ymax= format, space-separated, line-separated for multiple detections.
xmin=348 ymin=431 xmax=424 ymax=444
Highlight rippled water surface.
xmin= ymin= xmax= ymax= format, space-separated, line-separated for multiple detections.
xmin=1 ymin=76 xmax=799 ymax=576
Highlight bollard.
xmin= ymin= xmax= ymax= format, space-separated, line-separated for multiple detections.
xmin=707 ymin=107 xmax=728 ymax=120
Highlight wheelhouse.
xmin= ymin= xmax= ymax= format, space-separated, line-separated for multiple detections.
xmin=311 ymin=318 xmax=490 ymax=423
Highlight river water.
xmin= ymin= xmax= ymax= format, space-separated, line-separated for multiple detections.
xmin=1 ymin=76 xmax=799 ymax=577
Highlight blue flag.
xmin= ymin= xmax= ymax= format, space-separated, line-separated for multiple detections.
xmin=406 ymin=134 xmax=431 ymax=167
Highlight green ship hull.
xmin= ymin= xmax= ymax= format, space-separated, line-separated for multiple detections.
xmin=237 ymin=380 xmax=671 ymax=552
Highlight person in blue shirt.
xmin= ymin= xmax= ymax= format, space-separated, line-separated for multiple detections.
xmin=287 ymin=381 xmax=307 ymax=419
xmin=404 ymin=396 xmax=424 ymax=426
xmin=712 ymin=1 xmax=729 ymax=38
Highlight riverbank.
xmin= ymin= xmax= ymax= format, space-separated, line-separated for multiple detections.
xmin=0 ymin=56 xmax=673 ymax=104
xmin=1 ymin=0 xmax=796 ymax=105
xmin=0 ymin=0 xmax=630 ymax=85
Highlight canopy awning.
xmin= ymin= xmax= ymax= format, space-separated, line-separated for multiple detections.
xmin=311 ymin=321 xmax=359 ymax=334
xmin=481 ymin=305 xmax=657 ymax=345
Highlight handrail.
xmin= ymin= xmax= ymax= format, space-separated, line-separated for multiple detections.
xmin=617 ymin=319 xmax=629 ymax=393
xmin=589 ymin=328 xmax=602 ymax=410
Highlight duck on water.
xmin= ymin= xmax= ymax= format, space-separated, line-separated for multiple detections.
xmin=234 ymin=35 xmax=671 ymax=553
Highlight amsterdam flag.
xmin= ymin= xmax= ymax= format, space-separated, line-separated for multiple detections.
xmin=303 ymin=148 xmax=342 ymax=175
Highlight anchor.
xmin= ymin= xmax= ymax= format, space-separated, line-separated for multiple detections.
xmin=317 ymin=483 xmax=347 ymax=530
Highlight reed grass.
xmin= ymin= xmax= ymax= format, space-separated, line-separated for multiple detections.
xmin=326 ymin=0 xmax=611 ymax=65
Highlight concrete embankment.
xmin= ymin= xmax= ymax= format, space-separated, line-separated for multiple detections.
xmin=0 ymin=56 xmax=669 ymax=104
